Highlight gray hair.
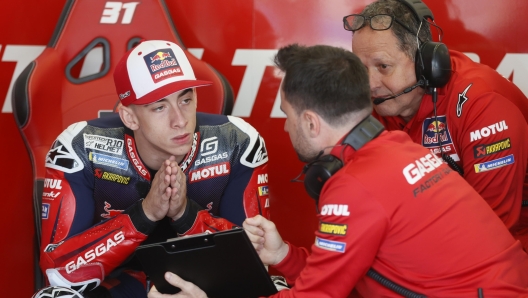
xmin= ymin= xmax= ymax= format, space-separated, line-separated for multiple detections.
xmin=359 ymin=0 xmax=432 ymax=61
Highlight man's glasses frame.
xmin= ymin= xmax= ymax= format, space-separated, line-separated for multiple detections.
xmin=343 ymin=14 xmax=416 ymax=36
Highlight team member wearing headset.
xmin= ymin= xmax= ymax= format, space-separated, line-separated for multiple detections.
xmin=346 ymin=0 xmax=528 ymax=249
xmin=149 ymin=44 xmax=528 ymax=298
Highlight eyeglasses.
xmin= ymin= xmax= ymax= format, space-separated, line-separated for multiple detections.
xmin=343 ymin=14 xmax=415 ymax=35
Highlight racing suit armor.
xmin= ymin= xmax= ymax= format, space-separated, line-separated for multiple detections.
xmin=39 ymin=112 xmax=270 ymax=293
xmin=374 ymin=50 xmax=528 ymax=249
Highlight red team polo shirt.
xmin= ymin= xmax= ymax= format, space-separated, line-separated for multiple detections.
xmin=374 ymin=50 xmax=528 ymax=249
xmin=270 ymin=131 xmax=528 ymax=297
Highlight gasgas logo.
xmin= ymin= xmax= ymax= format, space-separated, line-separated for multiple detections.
xmin=125 ymin=135 xmax=150 ymax=180
xmin=65 ymin=231 xmax=125 ymax=274
xmin=144 ymin=48 xmax=183 ymax=83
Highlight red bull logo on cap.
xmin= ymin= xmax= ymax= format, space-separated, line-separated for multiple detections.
xmin=422 ymin=116 xmax=455 ymax=154
xmin=143 ymin=48 xmax=184 ymax=84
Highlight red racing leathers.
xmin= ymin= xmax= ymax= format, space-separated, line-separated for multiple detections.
xmin=374 ymin=50 xmax=528 ymax=248
xmin=39 ymin=112 xmax=270 ymax=293
xmin=270 ymin=130 xmax=528 ymax=297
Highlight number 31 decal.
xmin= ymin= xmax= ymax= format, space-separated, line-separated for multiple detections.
xmin=100 ymin=2 xmax=140 ymax=24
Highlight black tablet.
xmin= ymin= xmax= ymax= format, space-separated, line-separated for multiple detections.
xmin=135 ymin=228 xmax=278 ymax=297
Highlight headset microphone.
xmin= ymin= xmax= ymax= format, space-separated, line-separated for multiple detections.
xmin=373 ymin=80 xmax=425 ymax=105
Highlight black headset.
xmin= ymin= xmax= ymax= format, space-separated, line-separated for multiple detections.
xmin=399 ymin=0 xmax=464 ymax=176
xmin=302 ymin=115 xmax=385 ymax=202
xmin=397 ymin=0 xmax=451 ymax=88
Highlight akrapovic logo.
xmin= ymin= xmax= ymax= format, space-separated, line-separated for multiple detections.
xmin=65 ymin=231 xmax=125 ymax=274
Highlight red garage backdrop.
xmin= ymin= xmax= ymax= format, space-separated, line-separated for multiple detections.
xmin=1 ymin=0 xmax=527 ymax=295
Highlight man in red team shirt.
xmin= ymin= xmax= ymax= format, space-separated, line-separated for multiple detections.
xmin=345 ymin=0 xmax=528 ymax=249
xmin=148 ymin=44 xmax=528 ymax=297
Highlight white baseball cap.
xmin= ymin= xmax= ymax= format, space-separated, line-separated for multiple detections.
xmin=114 ymin=40 xmax=212 ymax=106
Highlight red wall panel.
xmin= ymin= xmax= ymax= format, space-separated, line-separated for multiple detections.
xmin=1 ymin=0 xmax=527 ymax=295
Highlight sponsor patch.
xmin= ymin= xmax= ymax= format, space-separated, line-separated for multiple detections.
xmin=189 ymin=162 xmax=231 ymax=183
xmin=258 ymin=186 xmax=269 ymax=196
xmin=125 ymin=135 xmax=151 ymax=180
xmin=421 ymin=116 xmax=455 ymax=155
xmin=403 ymin=153 xmax=443 ymax=185
xmin=44 ymin=178 xmax=63 ymax=190
xmin=94 ymin=168 xmax=131 ymax=185
xmin=319 ymin=222 xmax=347 ymax=236
xmin=101 ymin=201 xmax=124 ymax=219
xmin=42 ymin=191 xmax=61 ymax=200
xmin=315 ymin=236 xmax=346 ymax=253
xmin=83 ymin=134 xmax=124 ymax=155
xmin=474 ymin=154 xmax=514 ymax=173
xmin=470 ymin=121 xmax=508 ymax=142
xmin=473 ymin=138 xmax=511 ymax=159
xmin=320 ymin=204 xmax=350 ymax=216
xmin=144 ymin=48 xmax=183 ymax=83
xmin=42 ymin=203 xmax=50 ymax=219
xmin=90 ymin=152 xmax=129 ymax=170
xmin=257 ymin=174 xmax=268 ymax=184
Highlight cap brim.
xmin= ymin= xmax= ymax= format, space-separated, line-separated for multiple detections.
xmin=130 ymin=80 xmax=213 ymax=106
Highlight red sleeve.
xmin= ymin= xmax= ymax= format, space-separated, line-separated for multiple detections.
xmin=40 ymin=168 xmax=151 ymax=290
xmin=272 ymin=242 xmax=309 ymax=285
xmin=268 ymin=176 xmax=388 ymax=297
xmin=455 ymin=91 xmax=528 ymax=229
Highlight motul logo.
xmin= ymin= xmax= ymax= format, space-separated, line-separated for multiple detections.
xmin=320 ymin=204 xmax=350 ymax=216
xmin=44 ymin=178 xmax=62 ymax=190
xmin=257 ymin=174 xmax=268 ymax=184
xmin=470 ymin=120 xmax=508 ymax=142
xmin=190 ymin=162 xmax=230 ymax=183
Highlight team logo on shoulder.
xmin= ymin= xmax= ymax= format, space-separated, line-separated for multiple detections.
xmin=474 ymin=154 xmax=514 ymax=173
xmin=315 ymin=236 xmax=346 ymax=253
xmin=46 ymin=140 xmax=83 ymax=173
xmin=473 ymin=138 xmax=511 ymax=159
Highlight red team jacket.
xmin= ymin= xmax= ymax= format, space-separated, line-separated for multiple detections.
xmin=271 ymin=131 xmax=528 ymax=297
xmin=39 ymin=113 xmax=270 ymax=292
xmin=374 ymin=50 xmax=528 ymax=248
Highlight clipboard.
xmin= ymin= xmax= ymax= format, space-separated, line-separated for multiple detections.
xmin=135 ymin=228 xmax=278 ymax=297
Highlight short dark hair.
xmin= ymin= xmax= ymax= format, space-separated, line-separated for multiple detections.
xmin=274 ymin=44 xmax=371 ymax=126
xmin=360 ymin=0 xmax=432 ymax=61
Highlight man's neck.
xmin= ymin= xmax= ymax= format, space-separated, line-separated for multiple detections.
xmin=134 ymin=134 xmax=186 ymax=171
